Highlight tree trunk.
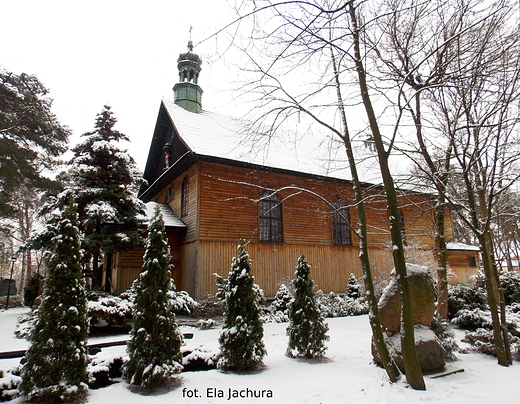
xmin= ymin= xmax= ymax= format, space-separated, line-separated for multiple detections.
xmin=435 ymin=202 xmax=450 ymax=320
xmin=348 ymin=1 xmax=425 ymax=390
xmin=479 ymin=230 xmax=512 ymax=366
xmin=331 ymin=47 xmax=400 ymax=383
xmin=463 ymin=162 xmax=511 ymax=366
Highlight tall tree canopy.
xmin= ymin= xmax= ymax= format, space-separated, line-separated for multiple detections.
xmin=0 ymin=68 xmax=69 ymax=218
xmin=68 ymin=106 xmax=144 ymax=253
xmin=29 ymin=105 xmax=145 ymax=288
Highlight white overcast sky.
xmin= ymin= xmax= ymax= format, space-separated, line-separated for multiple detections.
xmin=2 ymin=0 xmax=243 ymax=171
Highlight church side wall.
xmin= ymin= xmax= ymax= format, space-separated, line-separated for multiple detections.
xmin=196 ymin=161 xmax=438 ymax=248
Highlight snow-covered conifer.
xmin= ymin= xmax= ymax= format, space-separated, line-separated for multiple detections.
xmin=271 ymin=283 xmax=293 ymax=315
xmin=287 ymin=254 xmax=329 ymax=358
xmin=346 ymin=273 xmax=362 ymax=300
xmin=217 ymin=239 xmax=266 ymax=371
xmin=125 ymin=206 xmax=183 ymax=390
xmin=20 ymin=201 xmax=89 ymax=402
xmin=63 ymin=105 xmax=144 ymax=287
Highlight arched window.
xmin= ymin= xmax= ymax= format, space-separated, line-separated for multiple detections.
xmin=166 ymin=185 xmax=174 ymax=203
xmin=181 ymin=176 xmax=189 ymax=217
xmin=259 ymin=191 xmax=283 ymax=243
xmin=332 ymin=198 xmax=351 ymax=246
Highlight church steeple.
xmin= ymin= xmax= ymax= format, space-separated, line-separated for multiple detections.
xmin=173 ymin=40 xmax=203 ymax=113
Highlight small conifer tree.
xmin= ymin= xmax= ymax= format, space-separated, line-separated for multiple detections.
xmin=20 ymin=202 xmax=89 ymax=402
xmin=346 ymin=273 xmax=362 ymax=300
xmin=271 ymin=283 xmax=293 ymax=314
xmin=216 ymin=239 xmax=266 ymax=371
xmin=287 ymin=254 xmax=329 ymax=358
xmin=125 ymin=206 xmax=183 ymax=390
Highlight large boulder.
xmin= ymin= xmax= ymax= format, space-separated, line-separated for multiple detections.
xmin=378 ymin=263 xmax=435 ymax=333
xmin=372 ymin=326 xmax=446 ymax=373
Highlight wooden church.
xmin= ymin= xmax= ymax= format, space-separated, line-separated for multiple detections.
xmin=108 ymin=42 xmax=479 ymax=299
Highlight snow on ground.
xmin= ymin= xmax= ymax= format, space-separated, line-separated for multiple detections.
xmin=1 ymin=307 xmax=519 ymax=404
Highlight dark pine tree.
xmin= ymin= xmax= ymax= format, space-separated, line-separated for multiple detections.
xmin=66 ymin=105 xmax=144 ymax=288
xmin=125 ymin=206 xmax=183 ymax=390
xmin=286 ymin=254 xmax=329 ymax=358
xmin=216 ymin=239 xmax=266 ymax=371
xmin=0 ymin=68 xmax=69 ymax=219
xmin=20 ymin=201 xmax=89 ymax=403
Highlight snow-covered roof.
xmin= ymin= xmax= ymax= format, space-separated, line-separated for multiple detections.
xmin=143 ymin=202 xmax=186 ymax=228
xmin=446 ymin=242 xmax=480 ymax=251
xmin=162 ymin=100 xmax=353 ymax=180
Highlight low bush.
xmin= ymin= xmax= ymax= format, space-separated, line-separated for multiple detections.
xmin=16 ymin=288 xmax=200 ymax=338
xmin=192 ymin=296 xmax=224 ymax=318
xmin=462 ymin=328 xmax=520 ymax=361
xmin=500 ymin=271 xmax=520 ymax=305
xmin=181 ymin=343 xmax=219 ymax=371
xmin=87 ymin=290 xmax=133 ymax=330
xmin=448 ymin=281 xmax=487 ymax=320
xmin=317 ymin=291 xmax=368 ymax=318
xmin=88 ymin=352 xmax=125 ymax=389
xmin=450 ymin=308 xmax=492 ymax=330
xmin=0 ymin=368 xmax=21 ymax=402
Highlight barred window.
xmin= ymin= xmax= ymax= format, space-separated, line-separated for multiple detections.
xmin=332 ymin=198 xmax=351 ymax=246
xmin=259 ymin=191 xmax=283 ymax=243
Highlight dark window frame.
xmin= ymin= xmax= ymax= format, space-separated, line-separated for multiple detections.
xmin=332 ymin=198 xmax=352 ymax=246
xmin=259 ymin=191 xmax=283 ymax=243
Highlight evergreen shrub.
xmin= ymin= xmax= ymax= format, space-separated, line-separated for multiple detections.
xmin=447 ymin=280 xmax=487 ymax=319
xmin=286 ymin=254 xmax=329 ymax=358
xmin=23 ymin=272 xmax=43 ymax=307
xmin=20 ymin=202 xmax=89 ymax=402
xmin=499 ymin=271 xmax=520 ymax=305
xmin=125 ymin=207 xmax=183 ymax=390
xmin=216 ymin=240 xmax=266 ymax=371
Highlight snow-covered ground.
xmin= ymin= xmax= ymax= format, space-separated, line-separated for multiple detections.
xmin=1 ymin=307 xmax=519 ymax=404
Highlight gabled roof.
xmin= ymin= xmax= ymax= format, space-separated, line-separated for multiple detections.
xmin=161 ymin=99 xmax=352 ymax=180
xmin=143 ymin=202 xmax=186 ymax=228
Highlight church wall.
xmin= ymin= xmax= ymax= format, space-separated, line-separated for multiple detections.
xmin=117 ymin=159 xmax=477 ymax=299
xmin=191 ymin=240 xmax=394 ymax=299
xmin=196 ymin=160 xmax=438 ymax=249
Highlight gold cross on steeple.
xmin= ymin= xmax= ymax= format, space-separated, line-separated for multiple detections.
xmin=188 ymin=26 xmax=194 ymax=51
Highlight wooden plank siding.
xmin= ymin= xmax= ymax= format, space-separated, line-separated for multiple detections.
xmin=115 ymin=159 xmax=478 ymax=299
xmin=186 ymin=161 xmax=447 ymax=298
xmin=196 ymin=161 xmax=437 ymax=249
xmin=112 ymin=228 xmax=186 ymax=294
xmin=189 ymin=240 xmax=395 ymax=298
